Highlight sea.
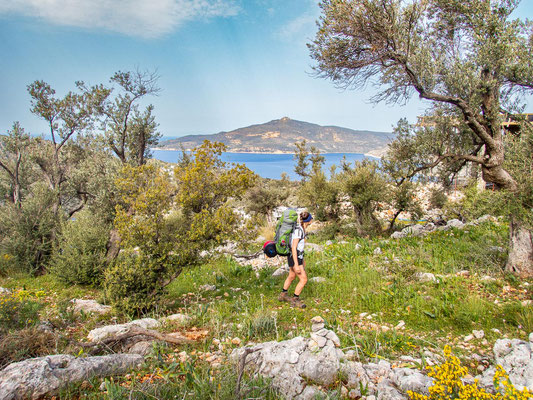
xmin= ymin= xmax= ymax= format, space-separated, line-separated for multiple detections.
xmin=151 ymin=149 xmax=377 ymax=180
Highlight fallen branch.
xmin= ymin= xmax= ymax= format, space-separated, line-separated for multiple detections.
xmin=79 ymin=326 xmax=192 ymax=353
xmin=232 ymin=250 xmax=262 ymax=260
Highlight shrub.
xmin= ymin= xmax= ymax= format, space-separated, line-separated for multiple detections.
xmin=444 ymin=184 xmax=505 ymax=221
xmin=0 ymin=184 xmax=59 ymax=274
xmin=429 ymin=186 xmax=448 ymax=209
xmin=408 ymin=345 xmax=532 ymax=400
xmin=104 ymin=250 xmax=174 ymax=315
xmin=0 ymin=289 xmax=43 ymax=333
xmin=49 ymin=210 xmax=110 ymax=286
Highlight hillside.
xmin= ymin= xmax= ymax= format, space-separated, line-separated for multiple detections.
xmin=157 ymin=117 xmax=394 ymax=154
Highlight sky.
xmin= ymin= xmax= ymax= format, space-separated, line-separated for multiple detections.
xmin=1 ymin=0 xmax=533 ymax=138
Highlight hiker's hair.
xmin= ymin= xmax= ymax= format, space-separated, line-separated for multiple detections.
xmin=300 ymin=211 xmax=310 ymax=224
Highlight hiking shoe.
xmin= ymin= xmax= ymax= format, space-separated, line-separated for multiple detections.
xmin=290 ymin=297 xmax=307 ymax=309
xmin=278 ymin=292 xmax=290 ymax=302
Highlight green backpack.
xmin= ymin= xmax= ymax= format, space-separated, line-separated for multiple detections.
xmin=274 ymin=209 xmax=298 ymax=256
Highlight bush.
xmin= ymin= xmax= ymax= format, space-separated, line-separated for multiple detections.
xmin=104 ymin=251 xmax=177 ymax=315
xmin=0 ymin=184 xmax=58 ymax=274
xmin=0 ymin=289 xmax=43 ymax=334
xmin=444 ymin=184 xmax=505 ymax=221
xmin=429 ymin=186 xmax=448 ymax=209
xmin=408 ymin=345 xmax=532 ymax=400
xmin=49 ymin=210 xmax=110 ymax=286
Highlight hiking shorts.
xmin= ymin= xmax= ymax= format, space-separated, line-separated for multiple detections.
xmin=287 ymin=253 xmax=304 ymax=268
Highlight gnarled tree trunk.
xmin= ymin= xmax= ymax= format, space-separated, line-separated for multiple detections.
xmin=505 ymin=218 xmax=533 ymax=277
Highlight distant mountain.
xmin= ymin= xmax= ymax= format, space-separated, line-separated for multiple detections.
xmin=157 ymin=117 xmax=394 ymax=156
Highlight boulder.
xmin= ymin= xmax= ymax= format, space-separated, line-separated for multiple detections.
xmin=477 ymin=338 xmax=533 ymax=391
xmin=272 ymin=267 xmax=289 ymax=277
xmin=87 ymin=318 xmax=161 ymax=342
xmin=0 ymin=354 xmax=143 ymax=400
xmin=159 ymin=313 xmax=190 ymax=325
xmin=71 ymin=299 xmax=111 ymax=315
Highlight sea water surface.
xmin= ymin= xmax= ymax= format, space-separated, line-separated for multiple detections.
xmin=152 ymin=149 xmax=376 ymax=180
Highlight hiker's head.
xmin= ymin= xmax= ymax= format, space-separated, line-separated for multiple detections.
xmin=300 ymin=211 xmax=313 ymax=227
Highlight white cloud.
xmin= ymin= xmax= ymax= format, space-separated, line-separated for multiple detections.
xmin=276 ymin=1 xmax=320 ymax=42
xmin=0 ymin=0 xmax=240 ymax=38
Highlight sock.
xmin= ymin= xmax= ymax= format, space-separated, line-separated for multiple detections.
xmin=293 ymin=294 xmax=299 ymax=298
xmin=282 ymin=289 xmax=288 ymax=293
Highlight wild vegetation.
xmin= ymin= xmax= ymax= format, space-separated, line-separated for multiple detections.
xmin=1 ymin=1 xmax=533 ymax=398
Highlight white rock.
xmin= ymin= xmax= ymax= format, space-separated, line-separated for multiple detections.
xmin=272 ymin=268 xmax=289 ymax=277
xmin=464 ymin=334 xmax=474 ymax=342
xmin=0 ymin=354 xmax=143 ymax=400
xmin=473 ymin=330 xmax=485 ymax=339
xmin=310 ymin=276 xmax=326 ymax=283
xmin=326 ymin=330 xmax=341 ymax=347
xmin=128 ymin=341 xmax=154 ymax=356
xmin=199 ymin=284 xmax=216 ymax=291
xmin=414 ymin=272 xmax=437 ymax=283
xmin=447 ymin=219 xmax=464 ymax=229
xmin=159 ymin=313 xmax=190 ymax=325
xmin=87 ymin=318 xmax=161 ymax=342
xmin=310 ymin=333 xmax=328 ymax=348
xmin=71 ymin=299 xmax=111 ymax=315
xmin=391 ymin=231 xmax=406 ymax=239
xmin=395 ymin=320 xmax=406 ymax=330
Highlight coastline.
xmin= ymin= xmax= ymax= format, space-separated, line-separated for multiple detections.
xmin=152 ymin=148 xmax=382 ymax=159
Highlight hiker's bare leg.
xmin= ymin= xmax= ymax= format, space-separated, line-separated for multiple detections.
xmin=293 ymin=263 xmax=307 ymax=296
xmin=283 ymin=268 xmax=296 ymax=290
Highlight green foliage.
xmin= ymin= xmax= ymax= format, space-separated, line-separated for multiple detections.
xmin=49 ymin=210 xmax=110 ymax=286
xmin=299 ymin=169 xmax=341 ymax=221
xmin=429 ymin=186 xmax=448 ymax=209
xmin=101 ymin=69 xmax=161 ymax=165
xmin=244 ymin=178 xmax=289 ymax=223
xmin=175 ymin=141 xmax=256 ymax=216
xmin=104 ymin=250 xmax=176 ymax=315
xmin=0 ymin=184 xmax=59 ymax=274
xmin=338 ymin=159 xmax=388 ymax=235
xmin=0 ymin=289 xmax=42 ymax=334
xmin=502 ymin=123 xmax=533 ymax=229
xmin=444 ymin=184 xmax=505 ymax=221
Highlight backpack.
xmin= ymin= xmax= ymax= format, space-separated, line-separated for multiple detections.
xmin=273 ymin=208 xmax=299 ymax=256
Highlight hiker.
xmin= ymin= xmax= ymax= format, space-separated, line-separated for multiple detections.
xmin=278 ymin=211 xmax=313 ymax=308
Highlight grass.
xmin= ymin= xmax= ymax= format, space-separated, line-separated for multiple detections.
xmin=1 ymin=220 xmax=532 ymax=398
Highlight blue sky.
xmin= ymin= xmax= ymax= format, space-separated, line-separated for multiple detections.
xmin=1 ymin=0 xmax=532 ymax=138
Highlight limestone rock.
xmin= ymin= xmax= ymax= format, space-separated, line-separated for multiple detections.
xmin=87 ymin=318 xmax=161 ymax=342
xmin=310 ymin=276 xmax=326 ymax=283
xmin=272 ymin=267 xmax=289 ymax=277
xmin=446 ymin=219 xmax=464 ymax=229
xmin=306 ymin=243 xmax=324 ymax=252
xmin=128 ymin=341 xmax=154 ymax=356
xmin=477 ymin=338 xmax=533 ymax=391
xmin=71 ymin=299 xmax=111 ymax=315
xmin=0 ymin=354 xmax=143 ymax=400
xmin=414 ymin=272 xmax=437 ymax=283
xmin=160 ymin=313 xmax=190 ymax=325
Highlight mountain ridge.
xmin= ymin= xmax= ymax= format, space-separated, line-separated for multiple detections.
xmin=157 ymin=117 xmax=394 ymax=156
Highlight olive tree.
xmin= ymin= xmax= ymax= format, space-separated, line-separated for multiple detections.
xmin=310 ymin=0 xmax=533 ymax=275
